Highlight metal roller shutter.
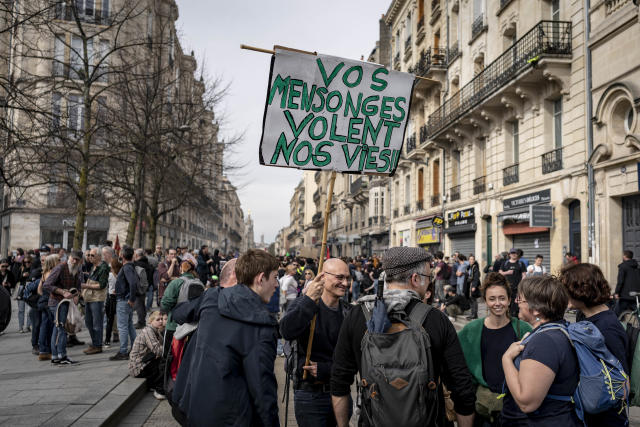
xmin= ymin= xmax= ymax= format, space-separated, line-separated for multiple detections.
xmin=449 ymin=232 xmax=476 ymax=258
xmin=513 ymin=232 xmax=551 ymax=272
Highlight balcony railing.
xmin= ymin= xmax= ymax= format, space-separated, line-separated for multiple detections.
xmin=407 ymin=134 xmax=417 ymax=153
xmin=503 ymin=164 xmax=519 ymax=186
xmin=312 ymin=212 xmax=322 ymax=223
xmin=450 ymin=185 xmax=461 ymax=201
xmin=393 ymin=208 xmax=399 ymax=218
xmin=408 ymin=47 xmax=447 ymax=77
xmin=542 ymin=147 xmax=563 ymax=174
xmin=472 ymin=13 xmax=485 ymax=39
xmin=404 ymin=204 xmax=411 ymax=215
xmin=405 ymin=37 xmax=412 ymax=54
xmin=427 ymin=20 xmax=572 ymax=138
xmin=448 ymin=41 xmax=460 ymax=63
xmin=473 ymin=176 xmax=486 ymax=195
xmin=417 ymin=200 xmax=424 ymax=211
xmin=419 ymin=124 xmax=428 ymax=144
xmin=394 ymin=52 xmax=400 ymax=67
xmin=431 ymin=194 xmax=440 ymax=207
xmin=431 ymin=0 xmax=441 ymax=23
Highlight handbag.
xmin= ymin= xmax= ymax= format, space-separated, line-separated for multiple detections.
xmin=82 ymin=279 xmax=107 ymax=303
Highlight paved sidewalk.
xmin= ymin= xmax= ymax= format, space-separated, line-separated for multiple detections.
xmin=0 ymin=298 xmax=145 ymax=426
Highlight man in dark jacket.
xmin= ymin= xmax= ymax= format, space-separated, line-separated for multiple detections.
xmin=615 ymin=250 xmax=640 ymax=315
xmin=110 ymin=246 xmax=139 ymax=360
xmin=196 ymin=245 xmax=213 ymax=285
xmin=172 ymin=249 xmax=280 ymax=426
xmin=133 ymin=249 xmax=154 ymax=328
xmin=281 ymin=258 xmax=351 ymax=427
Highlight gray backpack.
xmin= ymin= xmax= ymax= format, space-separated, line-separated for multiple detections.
xmin=360 ymin=302 xmax=438 ymax=427
xmin=176 ymin=276 xmax=204 ymax=305
xmin=134 ymin=266 xmax=149 ymax=296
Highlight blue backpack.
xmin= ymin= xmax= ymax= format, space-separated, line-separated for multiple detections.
xmin=516 ymin=321 xmax=629 ymax=420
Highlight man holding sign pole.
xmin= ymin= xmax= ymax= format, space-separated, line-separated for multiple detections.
xmin=280 ymin=258 xmax=352 ymax=427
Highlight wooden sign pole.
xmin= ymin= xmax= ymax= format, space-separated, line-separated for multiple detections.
xmin=302 ymin=170 xmax=336 ymax=380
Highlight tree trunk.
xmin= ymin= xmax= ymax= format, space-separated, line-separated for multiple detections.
xmin=72 ymin=88 xmax=93 ymax=250
xmin=147 ymin=213 xmax=157 ymax=248
xmin=125 ymin=208 xmax=137 ymax=246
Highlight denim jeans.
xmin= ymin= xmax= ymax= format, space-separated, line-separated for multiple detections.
xmin=294 ymin=390 xmax=349 ymax=427
xmin=85 ymin=301 xmax=104 ymax=347
xmin=17 ymin=299 xmax=32 ymax=330
xmin=39 ymin=308 xmax=53 ymax=354
xmin=146 ymin=285 xmax=154 ymax=311
xmin=50 ymin=302 xmax=69 ymax=359
xmin=29 ymin=307 xmax=41 ymax=348
xmin=116 ymin=299 xmax=136 ymax=354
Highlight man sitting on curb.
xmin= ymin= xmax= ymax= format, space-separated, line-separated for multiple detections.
xmin=440 ymin=285 xmax=470 ymax=322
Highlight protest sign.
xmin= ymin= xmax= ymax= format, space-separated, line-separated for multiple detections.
xmin=259 ymin=48 xmax=415 ymax=175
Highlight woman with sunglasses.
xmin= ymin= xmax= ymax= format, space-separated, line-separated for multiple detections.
xmin=501 ymin=275 xmax=580 ymax=426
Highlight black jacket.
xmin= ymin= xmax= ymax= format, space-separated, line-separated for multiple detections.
xmin=135 ymin=257 xmax=154 ymax=290
xmin=330 ymin=299 xmax=476 ymax=425
xmin=172 ymin=284 xmax=279 ymax=427
xmin=616 ymin=259 xmax=640 ymax=300
xmin=280 ymin=295 xmax=349 ymax=383
xmin=467 ymin=263 xmax=481 ymax=298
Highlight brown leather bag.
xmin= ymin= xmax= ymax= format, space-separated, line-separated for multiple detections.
xmin=82 ymin=279 xmax=106 ymax=303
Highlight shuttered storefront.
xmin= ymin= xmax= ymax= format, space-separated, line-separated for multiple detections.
xmin=512 ymin=232 xmax=551 ymax=272
xmin=623 ymin=195 xmax=640 ymax=260
xmin=449 ymin=232 xmax=476 ymax=258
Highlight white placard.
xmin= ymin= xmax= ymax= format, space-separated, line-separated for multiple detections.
xmin=259 ymin=49 xmax=415 ymax=175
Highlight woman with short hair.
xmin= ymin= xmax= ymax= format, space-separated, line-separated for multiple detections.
xmin=458 ymin=273 xmax=531 ymax=426
xmin=129 ymin=310 xmax=167 ymax=400
xmin=501 ymin=275 xmax=580 ymax=426
xmin=561 ymin=263 xmax=629 ymax=426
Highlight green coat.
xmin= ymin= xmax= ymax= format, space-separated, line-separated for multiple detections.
xmin=457 ymin=317 xmax=531 ymax=387
xmin=160 ymin=272 xmax=195 ymax=332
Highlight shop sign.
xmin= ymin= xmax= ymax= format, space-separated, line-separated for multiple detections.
xmin=503 ymin=189 xmax=551 ymax=210
xmin=530 ymin=205 xmax=553 ymax=227
xmin=417 ymin=226 xmax=440 ymax=245
xmin=447 ymin=208 xmax=475 ymax=227
xmin=432 ymin=215 xmax=444 ymax=226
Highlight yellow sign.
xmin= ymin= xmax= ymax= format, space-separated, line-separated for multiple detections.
xmin=417 ymin=226 xmax=440 ymax=245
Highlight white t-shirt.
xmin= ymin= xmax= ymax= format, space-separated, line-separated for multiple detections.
xmin=527 ymin=264 xmax=546 ymax=276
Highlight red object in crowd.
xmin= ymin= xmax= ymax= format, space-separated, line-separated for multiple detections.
xmin=170 ymin=337 xmax=188 ymax=381
xmin=114 ymin=235 xmax=121 ymax=255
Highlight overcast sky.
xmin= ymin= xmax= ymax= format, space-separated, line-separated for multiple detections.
xmin=175 ymin=0 xmax=390 ymax=243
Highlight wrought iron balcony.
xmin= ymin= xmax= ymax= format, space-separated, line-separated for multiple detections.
xmin=473 ymin=176 xmax=486 ymax=195
xmin=393 ymin=208 xmax=399 ymax=218
xmin=312 ymin=212 xmax=322 ymax=223
xmin=448 ymin=41 xmax=460 ymax=63
xmin=417 ymin=200 xmax=424 ymax=211
xmin=542 ymin=147 xmax=563 ymax=174
xmin=394 ymin=52 xmax=400 ymax=67
xmin=313 ymin=189 xmax=320 ymax=202
xmin=503 ymin=164 xmax=519 ymax=186
xmin=450 ymin=185 xmax=461 ymax=201
xmin=430 ymin=0 xmax=441 ymax=23
xmin=406 ymin=134 xmax=417 ymax=153
xmin=405 ymin=37 xmax=412 ymax=54
xmin=472 ymin=13 xmax=485 ymax=39
xmin=419 ymin=124 xmax=428 ymax=144
xmin=427 ymin=20 xmax=572 ymax=138
xmin=431 ymin=194 xmax=440 ymax=207
xmin=409 ymin=47 xmax=447 ymax=77
xmin=404 ymin=204 xmax=411 ymax=215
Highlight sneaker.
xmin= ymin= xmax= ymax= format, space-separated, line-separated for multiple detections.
xmin=153 ymin=391 xmax=166 ymax=400
xmin=109 ymin=352 xmax=129 ymax=361
xmin=103 ymin=342 xmax=111 ymax=348
xmin=51 ymin=358 xmax=60 ymax=364
xmin=39 ymin=353 xmax=52 ymax=361
xmin=58 ymin=357 xmax=78 ymax=365
xmin=19 ymin=328 xmax=26 ymax=333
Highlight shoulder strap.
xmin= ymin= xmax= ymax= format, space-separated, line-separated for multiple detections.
xmin=408 ymin=302 xmax=431 ymax=327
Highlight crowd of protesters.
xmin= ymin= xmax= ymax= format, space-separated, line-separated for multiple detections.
xmin=1 ymin=242 xmax=639 ymax=426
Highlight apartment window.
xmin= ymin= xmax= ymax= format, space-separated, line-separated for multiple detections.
xmin=418 ymin=0 xmax=424 ymax=21
xmin=146 ymin=10 xmax=153 ymax=47
xmin=53 ymin=35 xmax=65 ymax=77
xmin=67 ymin=94 xmax=85 ymax=133
xmin=453 ymin=150 xmax=461 ymax=185
xmin=52 ymin=93 xmax=62 ymax=129
xmin=395 ymin=30 xmax=400 ymax=54
xmin=374 ymin=191 xmax=379 ymax=216
xmin=553 ymin=98 xmax=562 ymax=148
xmin=395 ymin=181 xmax=400 ymax=207
xmin=169 ymin=31 xmax=175 ymax=67
xmin=626 ymin=107 xmax=634 ymax=133
xmin=70 ymin=35 xmax=94 ymax=80
xmin=551 ymin=0 xmax=560 ymax=20
xmin=406 ymin=13 xmax=412 ymax=41
xmin=405 ymin=175 xmax=411 ymax=204
xmin=511 ymin=121 xmax=519 ymax=163
xmin=473 ymin=0 xmax=483 ymax=19
xmin=96 ymin=40 xmax=109 ymax=82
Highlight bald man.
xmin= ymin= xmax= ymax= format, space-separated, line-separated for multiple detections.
xmin=219 ymin=258 xmax=237 ymax=288
xmin=280 ymin=258 xmax=352 ymax=427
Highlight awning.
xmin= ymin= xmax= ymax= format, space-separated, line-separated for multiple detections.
xmin=444 ymin=223 xmax=477 ymax=234
xmin=497 ymin=206 xmax=530 ymax=223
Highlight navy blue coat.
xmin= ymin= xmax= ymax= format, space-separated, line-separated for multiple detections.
xmin=172 ymin=284 xmax=280 ymax=427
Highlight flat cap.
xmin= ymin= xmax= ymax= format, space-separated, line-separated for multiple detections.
xmin=383 ymin=247 xmax=432 ymax=277
xmin=70 ymin=250 xmax=84 ymax=260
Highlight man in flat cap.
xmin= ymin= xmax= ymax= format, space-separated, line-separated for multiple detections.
xmin=330 ymin=246 xmax=475 ymax=427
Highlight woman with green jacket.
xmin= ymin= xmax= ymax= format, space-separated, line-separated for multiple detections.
xmin=457 ymin=272 xmax=531 ymax=426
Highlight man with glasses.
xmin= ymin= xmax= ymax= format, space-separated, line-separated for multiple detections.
xmin=280 ymin=258 xmax=351 ymax=427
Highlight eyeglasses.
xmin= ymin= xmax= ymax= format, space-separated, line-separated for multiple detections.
xmin=324 ymin=271 xmax=351 ymax=283
xmin=515 ymin=295 xmax=527 ymax=304
xmin=87 ymin=254 xmax=95 ymax=257
xmin=305 ymin=272 xmax=312 ymax=275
